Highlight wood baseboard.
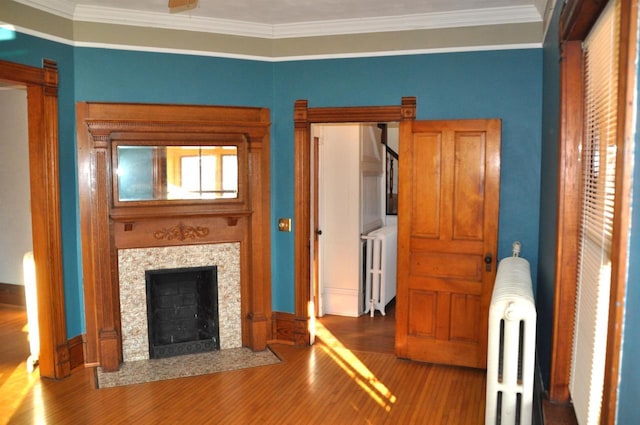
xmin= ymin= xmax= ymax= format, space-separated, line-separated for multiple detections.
xmin=542 ymin=398 xmax=578 ymax=425
xmin=68 ymin=334 xmax=85 ymax=372
xmin=271 ymin=311 xmax=310 ymax=346
xmin=271 ymin=311 xmax=297 ymax=343
xmin=534 ymin=357 xmax=578 ymax=425
xmin=0 ymin=282 xmax=25 ymax=306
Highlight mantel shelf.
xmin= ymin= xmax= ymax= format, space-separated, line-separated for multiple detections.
xmin=109 ymin=208 xmax=253 ymax=222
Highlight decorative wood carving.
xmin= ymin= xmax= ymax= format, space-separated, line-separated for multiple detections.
xmin=292 ymin=98 xmax=416 ymax=346
xmin=153 ymin=223 xmax=210 ymax=241
xmin=77 ymin=102 xmax=271 ymax=371
xmin=0 ymin=59 xmax=69 ymax=379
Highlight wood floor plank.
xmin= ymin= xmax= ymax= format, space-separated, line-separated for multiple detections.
xmin=1 ymin=304 xmax=487 ymax=424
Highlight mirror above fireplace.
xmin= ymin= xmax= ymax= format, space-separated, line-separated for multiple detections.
xmin=115 ymin=144 xmax=240 ymax=203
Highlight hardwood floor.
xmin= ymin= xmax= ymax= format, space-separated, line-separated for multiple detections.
xmin=1 ymin=303 xmax=487 ymax=424
xmin=317 ymin=301 xmax=396 ymax=355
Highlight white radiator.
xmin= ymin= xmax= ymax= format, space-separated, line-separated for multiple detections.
xmin=362 ymin=224 xmax=397 ymax=317
xmin=485 ymin=245 xmax=536 ymax=425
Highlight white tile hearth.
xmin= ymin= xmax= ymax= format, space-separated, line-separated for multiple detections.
xmin=95 ymin=347 xmax=281 ymax=389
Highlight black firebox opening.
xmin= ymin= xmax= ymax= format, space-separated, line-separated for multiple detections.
xmin=145 ymin=266 xmax=220 ymax=359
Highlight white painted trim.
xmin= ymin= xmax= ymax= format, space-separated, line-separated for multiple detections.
xmin=268 ymin=43 xmax=543 ymax=62
xmin=74 ymin=5 xmax=276 ymax=38
xmin=542 ymin=0 xmax=558 ymax=41
xmin=15 ymin=0 xmax=541 ymax=39
xmin=321 ymin=287 xmax=361 ymax=318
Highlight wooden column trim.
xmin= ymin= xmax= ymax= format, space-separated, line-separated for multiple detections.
xmin=246 ymin=121 xmax=272 ymax=350
xmin=292 ymin=97 xmax=416 ymax=345
xmin=601 ymin=0 xmax=638 ymax=423
xmin=0 ymin=59 xmax=69 ymax=379
xmin=550 ymin=40 xmax=583 ymax=402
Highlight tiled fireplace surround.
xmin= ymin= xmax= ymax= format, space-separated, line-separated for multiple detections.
xmin=118 ymin=243 xmax=242 ymax=362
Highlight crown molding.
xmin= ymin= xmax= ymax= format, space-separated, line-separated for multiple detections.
xmin=14 ymin=0 xmax=542 ymax=39
xmin=74 ymin=5 xmax=276 ymax=38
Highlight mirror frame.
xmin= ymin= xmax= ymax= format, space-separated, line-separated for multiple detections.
xmin=110 ymin=133 xmax=247 ymax=207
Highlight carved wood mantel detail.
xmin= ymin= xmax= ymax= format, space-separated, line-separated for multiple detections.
xmin=77 ymin=103 xmax=272 ymax=372
xmin=153 ymin=223 xmax=210 ymax=241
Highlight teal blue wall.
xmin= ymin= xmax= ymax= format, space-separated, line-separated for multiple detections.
xmin=0 ymin=31 xmax=82 ymax=337
xmin=8 ymin=12 xmax=640 ymax=423
xmin=4 ymin=34 xmax=544 ymax=346
xmin=272 ymin=50 xmax=543 ymax=312
xmin=537 ymin=1 xmax=563 ymax=388
xmin=74 ymin=49 xmax=273 ymax=105
xmin=616 ymin=29 xmax=640 ymax=424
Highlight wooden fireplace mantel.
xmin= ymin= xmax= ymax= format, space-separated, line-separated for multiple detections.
xmin=77 ymin=102 xmax=272 ymax=372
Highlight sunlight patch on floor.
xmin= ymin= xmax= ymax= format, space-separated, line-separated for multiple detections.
xmin=0 ymin=360 xmax=41 ymax=424
xmin=315 ymin=321 xmax=397 ymax=412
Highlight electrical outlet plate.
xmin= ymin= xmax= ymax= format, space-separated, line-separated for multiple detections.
xmin=278 ymin=218 xmax=292 ymax=232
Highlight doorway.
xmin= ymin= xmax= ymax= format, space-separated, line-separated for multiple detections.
xmin=292 ymin=98 xmax=416 ymax=348
xmin=0 ymin=85 xmax=35 ymax=376
xmin=0 ymin=59 xmax=68 ymax=379
xmin=314 ymin=123 xmax=387 ymax=317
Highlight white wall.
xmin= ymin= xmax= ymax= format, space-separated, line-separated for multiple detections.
xmin=0 ymin=87 xmax=32 ymax=285
xmin=318 ymin=124 xmax=362 ymax=316
xmin=317 ymin=123 xmax=383 ymax=317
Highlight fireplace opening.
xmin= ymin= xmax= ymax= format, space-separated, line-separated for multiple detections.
xmin=145 ymin=266 xmax=220 ymax=359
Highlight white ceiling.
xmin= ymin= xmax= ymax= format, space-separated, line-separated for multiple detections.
xmin=16 ymin=0 xmax=550 ymax=38
xmin=72 ymin=0 xmax=542 ymax=25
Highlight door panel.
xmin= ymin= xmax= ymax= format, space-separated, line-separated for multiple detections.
xmin=396 ymin=119 xmax=501 ymax=369
xmin=411 ymin=134 xmax=441 ymax=236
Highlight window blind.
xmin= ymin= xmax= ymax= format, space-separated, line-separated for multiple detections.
xmin=569 ymin=1 xmax=620 ymax=424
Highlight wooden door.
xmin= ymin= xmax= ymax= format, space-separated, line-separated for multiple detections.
xmin=395 ymin=119 xmax=501 ymax=369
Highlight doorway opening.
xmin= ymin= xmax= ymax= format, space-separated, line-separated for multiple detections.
xmin=292 ymin=97 xmax=417 ymax=351
xmin=312 ymin=122 xmax=399 ymax=354
xmin=0 ymin=59 xmax=68 ymax=379
xmin=0 ymin=85 xmax=37 ymax=373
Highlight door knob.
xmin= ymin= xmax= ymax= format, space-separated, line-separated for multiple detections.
xmin=484 ymin=253 xmax=493 ymax=271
